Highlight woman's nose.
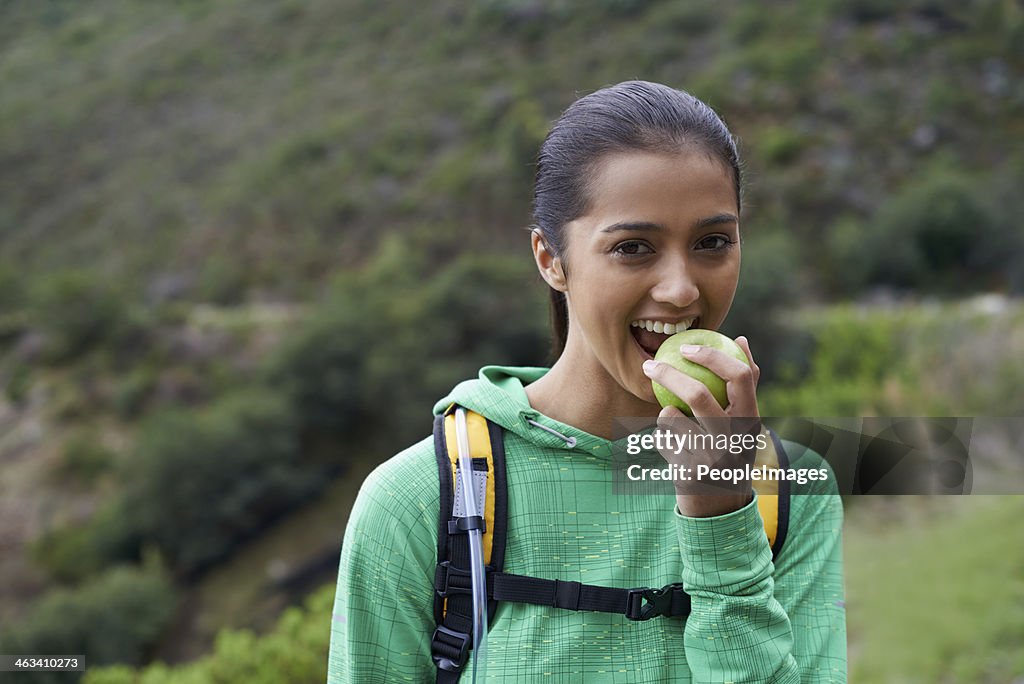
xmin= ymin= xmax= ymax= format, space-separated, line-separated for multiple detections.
xmin=650 ymin=262 xmax=699 ymax=308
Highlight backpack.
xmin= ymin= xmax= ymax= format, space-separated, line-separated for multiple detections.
xmin=429 ymin=404 xmax=792 ymax=682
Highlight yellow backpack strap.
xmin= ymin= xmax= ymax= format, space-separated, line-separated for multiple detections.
xmin=751 ymin=426 xmax=792 ymax=560
xmin=441 ymin=406 xmax=497 ymax=565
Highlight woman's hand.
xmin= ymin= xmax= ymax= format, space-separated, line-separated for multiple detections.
xmin=641 ymin=335 xmax=762 ymax=518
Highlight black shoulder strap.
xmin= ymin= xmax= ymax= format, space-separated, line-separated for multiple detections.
xmin=431 ymin=408 xmax=508 ymax=682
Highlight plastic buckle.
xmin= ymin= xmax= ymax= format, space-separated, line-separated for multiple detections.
xmin=625 ymin=582 xmax=684 ymax=621
xmin=436 ymin=561 xmax=473 ymax=598
xmin=448 ymin=515 xmax=486 ymax=535
xmin=431 ymin=625 xmax=471 ymax=671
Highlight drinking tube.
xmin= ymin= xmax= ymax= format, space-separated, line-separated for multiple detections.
xmin=454 ymin=407 xmax=488 ymax=682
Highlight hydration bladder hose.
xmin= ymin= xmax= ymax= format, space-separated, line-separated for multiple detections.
xmin=454 ymin=407 xmax=489 ymax=682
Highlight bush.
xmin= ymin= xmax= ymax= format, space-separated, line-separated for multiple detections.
xmin=29 ymin=270 xmax=132 ymax=364
xmin=823 ymin=167 xmax=1022 ymax=297
xmin=120 ymin=389 xmax=320 ymax=577
xmin=267 ymin=235 xmax=547 ymax=453
xmin=112 ymin=365 xmax=159 ymax=420
xmin=758 ymin=305 xmax=912 ymax=416
xmin=0 ymin=258 xmax=27 ymax=349
xmin=868 ymin=171 xmax=1007 ymax=293
xmin=84 ymin=583 xmax=333 ymax=684
xmin=4 ymin=361 xmax=33 ymax=405
xmin=41 ymin=389 xmax=323 ymax=582
xmin=754 ymin=298 xmax=1024 ymax=417
xmin=53 ymin=429 xmax=116 ymax=483
xmin=33 ymin=502 xmax=143 ymax=584
xmin=0 ymin=562 xmax=177 ymax=682
xmin=822 ymin=215 xmax=876 ymax=296
xmin=263 ymin=285 xmax=369 ymax=448
xmin=376 ymin=248 xmax=549 ymax=440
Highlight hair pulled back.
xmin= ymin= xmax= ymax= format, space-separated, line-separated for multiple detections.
xmin=532 ymin=80 xmax=742 ymax=359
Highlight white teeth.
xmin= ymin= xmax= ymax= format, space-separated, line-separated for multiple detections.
xmin=630 ymin=318 xmax=697 ymax=334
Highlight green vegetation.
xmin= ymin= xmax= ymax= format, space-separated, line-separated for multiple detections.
xmin=29 ymin=270 xmax=139 ymax=364
xmin=760 ymin=297 xmax=1024 ymax=417
xmin=823 ymin=167 xmax=1024 ymax=296
xmin=0 ymin=561 xmax=177 ymax=683
xmin=265 ymin=234 xmax=548 ymax=453
xmin=0 ymin=0 xmax=1021 ymax=679
xmin=119 ymin=389 xmax=316 ymax=578
xmin=847 ymin=497 xmax=1024 ymax=682
xmin=84 ymin=584 xmax=332 ymax=684
xmin=81 ymin=497 xmax=1024 ymax=683
xmin=0 ymin=1 xmax=1021 ymax=306
xmin=72 ymin=298 xmax=1024 ymax=682
xmin=30 ymin=241 xmax=546 ymax=586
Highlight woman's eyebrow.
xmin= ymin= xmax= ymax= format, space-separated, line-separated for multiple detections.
xmin=600 ymin=221 xmax=663 ymax=234
xmin=695 ymin=213 xmax=739 ymax=228
xmin=600 ymin=213 xmax=739 ymax=234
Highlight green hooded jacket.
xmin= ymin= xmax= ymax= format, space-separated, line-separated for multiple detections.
xmin=328 ymin=366 xmax=846 ymax=683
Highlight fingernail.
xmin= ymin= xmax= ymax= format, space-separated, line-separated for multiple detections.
xmin=642 ymin=360 xmax=658 ymax=373
xmin=680 ymin=344 xmax=700 ymax=355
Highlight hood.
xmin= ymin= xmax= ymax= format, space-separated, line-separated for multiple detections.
xmin=433 ymin=365 xmax=613 ymax=455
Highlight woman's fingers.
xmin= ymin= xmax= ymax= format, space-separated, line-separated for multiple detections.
xmin=678 ymin=342 xmax=759 ymax=416
xmin=642 ymin=359 xmax=726 ymax=419
xmin=643 ymin=338 xmax=761 ymax=420
xmin=657 ymin=404 xmax=703 ymax=432
xmin=658 ymin=404 xmax=684 ymax=420
xmin=679 ymin=344 xmax=753 ymax=385
xmin=734 ymin=336 xmax=761 ymax=386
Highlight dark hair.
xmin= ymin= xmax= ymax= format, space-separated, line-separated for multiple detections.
xmin=532 ymin=80 xmax=743 ymax=359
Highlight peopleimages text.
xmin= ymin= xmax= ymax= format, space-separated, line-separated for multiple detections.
xmin=626 ymin=462 xmax=830 ymax=486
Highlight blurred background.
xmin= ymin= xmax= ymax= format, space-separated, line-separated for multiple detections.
xmin=0 ymin=1 xmax=1022 ymax=682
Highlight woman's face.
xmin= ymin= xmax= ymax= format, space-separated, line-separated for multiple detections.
xmin=558 ymin=149 xmax=741 ymax=404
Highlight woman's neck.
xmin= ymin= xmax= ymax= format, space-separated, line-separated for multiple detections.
xmin=524 ymin=342 xmax=659 ymax=441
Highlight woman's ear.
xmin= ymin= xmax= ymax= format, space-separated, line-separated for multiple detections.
xmin=531 ymin=229 xmax=567 ymax=292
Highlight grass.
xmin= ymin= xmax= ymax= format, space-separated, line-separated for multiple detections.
xmin=845 ymin=496 xmax=1024 ymax=682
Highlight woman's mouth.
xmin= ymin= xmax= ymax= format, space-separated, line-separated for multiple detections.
xmin=630 ymin=317 xmax=699 ymax=359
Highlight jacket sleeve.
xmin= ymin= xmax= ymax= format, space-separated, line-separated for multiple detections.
xmin=327 ymin=445 xmax=441 ymax=684
xmin=674 ymin=448 xmax=847 ymax=683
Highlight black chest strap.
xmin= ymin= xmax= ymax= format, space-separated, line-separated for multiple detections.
xmin=435 ymin=562 xmax=691 ymax=621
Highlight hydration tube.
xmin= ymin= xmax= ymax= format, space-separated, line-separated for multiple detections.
xmin=454 ymin=408 xmax=488 ymax=682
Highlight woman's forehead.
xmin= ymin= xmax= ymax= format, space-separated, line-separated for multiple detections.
xmin=580 ymin=150 xmax=739 ymax=228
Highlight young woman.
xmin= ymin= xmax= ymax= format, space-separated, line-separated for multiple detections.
xmin=328 ymin=80 xmax=846 ymax=682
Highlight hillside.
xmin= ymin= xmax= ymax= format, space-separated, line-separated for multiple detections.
xmin=2 ymin=0 xmax=1022 ymax=304
xmin=1 ymin=0 xmax=1022 ymax=679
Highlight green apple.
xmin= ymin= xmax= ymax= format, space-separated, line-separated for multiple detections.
xmin=652 ymin=329 xmax=750 ymax=415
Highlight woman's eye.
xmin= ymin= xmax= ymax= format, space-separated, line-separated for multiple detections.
xmin=613 ymin=240 xmax=653 ymax=257
xmin=697 ymin=235 xmax=735 ymax=251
